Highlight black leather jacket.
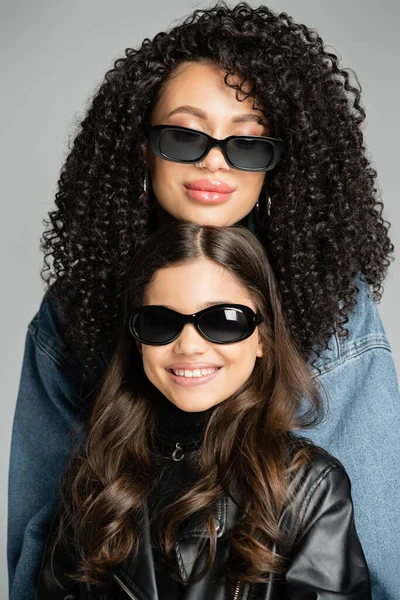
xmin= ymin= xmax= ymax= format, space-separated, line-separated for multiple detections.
xmin=35 ymin=449 xmax=371 ymax=600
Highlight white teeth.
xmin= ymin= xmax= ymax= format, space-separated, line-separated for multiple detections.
xmin=171 ymin=367 xmax=219 ymax=378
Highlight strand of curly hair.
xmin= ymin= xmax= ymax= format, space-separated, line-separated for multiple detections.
xmin=41 ymin=2 xmax=393 ymax=381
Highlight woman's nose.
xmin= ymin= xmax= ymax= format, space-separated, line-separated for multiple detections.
xmin=172 ymin=324 xmax=209 ymax=355
xmin=197 ymin=147 xmax=230 ymax=172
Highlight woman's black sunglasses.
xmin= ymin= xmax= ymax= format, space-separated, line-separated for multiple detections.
xmin=129 ymin=304 xmax=264 ymax=346
xmin=148 ymin=125 xmax=284 ymax=172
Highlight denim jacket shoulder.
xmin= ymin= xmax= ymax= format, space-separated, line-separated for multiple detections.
xmin=27 ymin=288 xmax=94 ymax=409
xmin=28 ymin=288 xmax=70 ymax=368
xmin=308 ymin=277 xmax=391 ymax=376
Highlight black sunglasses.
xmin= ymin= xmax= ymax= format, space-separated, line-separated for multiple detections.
xmin=148 ymin=125 xmax=284 ymax=172
xmin=129 ymin=304 xmax=264 ymax=346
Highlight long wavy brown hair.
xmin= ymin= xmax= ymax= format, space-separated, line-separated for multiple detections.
xmin=55 ymin=223 xmax=322 ymax=587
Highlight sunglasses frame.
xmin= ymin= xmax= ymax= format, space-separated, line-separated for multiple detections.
xmin=129 ymin=303 xmax=264 ymax=346
xmin=148 ymin=125 xmax=285 ymax=172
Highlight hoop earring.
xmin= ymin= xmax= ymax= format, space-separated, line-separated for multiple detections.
xmin=255 ymin=190 xmax=271 ymax=220
xmin=143 ymin=172 xmax=148 ymax=194
xmin=266 ymin=194 xmax=271 ymax=217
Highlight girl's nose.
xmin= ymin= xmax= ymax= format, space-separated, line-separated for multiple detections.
xmin=172 ymin=324 xmax=209 ymax=355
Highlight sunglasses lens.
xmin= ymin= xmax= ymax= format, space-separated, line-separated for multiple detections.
xmin=227 ymin=138 xmax=274 ymax=170
xmin=131 ymin=309 xmax=181 ymax=344
xmin=199 ymin=307 xmax=250 ymax=342
xmin=159 ymin=128 xmax=208 ymax=162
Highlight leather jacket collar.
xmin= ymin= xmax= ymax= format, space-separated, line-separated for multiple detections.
xmin=35 ymin=450 xmax=371 ymax=600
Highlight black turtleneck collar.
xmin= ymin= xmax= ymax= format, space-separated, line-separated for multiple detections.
xmin=153 ymin=392 xmax=217 ymax=448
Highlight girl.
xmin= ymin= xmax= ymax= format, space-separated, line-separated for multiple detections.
xmin=36 ymin=223 xmax=370 ymax=599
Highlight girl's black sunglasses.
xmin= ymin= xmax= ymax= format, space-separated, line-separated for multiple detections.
xmin=129 ymin=304 xmax=264 ymax=346
xmin=148 ymin=125 xmax=284 ymax=172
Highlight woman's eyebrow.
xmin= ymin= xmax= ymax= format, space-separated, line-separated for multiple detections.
xmin=167 ymin=105 xmax=206 ymax=119
xmin=231 ymin=114 xmax=264 ymax=124
xmin=167 ymin=105 xmax=264 ymax=123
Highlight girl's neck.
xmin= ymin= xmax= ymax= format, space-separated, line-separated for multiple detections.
xmin=153 ymin=393 xmax=216 ymax=447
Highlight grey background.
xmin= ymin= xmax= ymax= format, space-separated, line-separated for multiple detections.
xmin=1 ymin=0 xmax=399 ymax=596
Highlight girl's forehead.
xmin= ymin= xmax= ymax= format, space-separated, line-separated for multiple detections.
xmin=143 ymin=258 xmax=256 ymax=310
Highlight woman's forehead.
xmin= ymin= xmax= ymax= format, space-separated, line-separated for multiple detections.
xmin=152 ymin=61 xmax=265 ymax=123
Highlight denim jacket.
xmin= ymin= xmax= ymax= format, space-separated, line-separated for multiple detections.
xmin=8 ymin=278 xmax=400 ymax=600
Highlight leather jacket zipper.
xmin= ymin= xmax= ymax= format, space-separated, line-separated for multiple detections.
xmin=114 ymin=574 xmax=138 ymax=600
xmin=233 ymin=581 xmax=242 ymax=599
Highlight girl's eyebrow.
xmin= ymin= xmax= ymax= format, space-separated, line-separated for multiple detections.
xmin=200 ymin=301 xmax=236 ymax=308
xmin=166 ymin=105 xmax=264 ymax=123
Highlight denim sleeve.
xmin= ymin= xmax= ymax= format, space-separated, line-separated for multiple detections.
xmin=8 ymin=295 xmax=84 ymax=600
xmin=308 ymin=281 xmax=400 ymax=600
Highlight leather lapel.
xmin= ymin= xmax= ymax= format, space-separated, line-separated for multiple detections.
xmin=176 ymin=495 xmax=240 ymax=586
xmin=115 ymin=495 xmax=241 ymax=600
xmin=115 ymin=501 xmax=158 ymax=600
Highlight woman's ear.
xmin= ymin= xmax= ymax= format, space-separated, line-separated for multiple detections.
xmin=141 ymin=141 xmax=153 ymax=170
xmin=136 ymin=341 xmax=143 ymax=356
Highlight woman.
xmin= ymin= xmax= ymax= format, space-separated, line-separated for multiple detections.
xmin=36 ymin=222 xmax=370 ymax=599
xmin=8 ymin=4 xmax=398 ymax=600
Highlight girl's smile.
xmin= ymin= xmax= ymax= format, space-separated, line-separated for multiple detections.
xmin=166 ymin=364 xmax=222 ymax=387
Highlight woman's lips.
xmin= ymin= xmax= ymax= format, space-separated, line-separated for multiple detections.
xmin=184 ymin=180 xmax=235 ymax=204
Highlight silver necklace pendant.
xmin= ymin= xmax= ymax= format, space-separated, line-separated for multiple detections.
xmin=172 ymin=443 xmax=184 ymax=461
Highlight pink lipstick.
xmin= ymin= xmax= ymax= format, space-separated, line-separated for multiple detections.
xmin=184 ymin=179 xmax=235 ymax=204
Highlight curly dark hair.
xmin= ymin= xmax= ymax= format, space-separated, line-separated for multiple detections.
xmin=41 ymin=1 xmax=393 ymax=379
